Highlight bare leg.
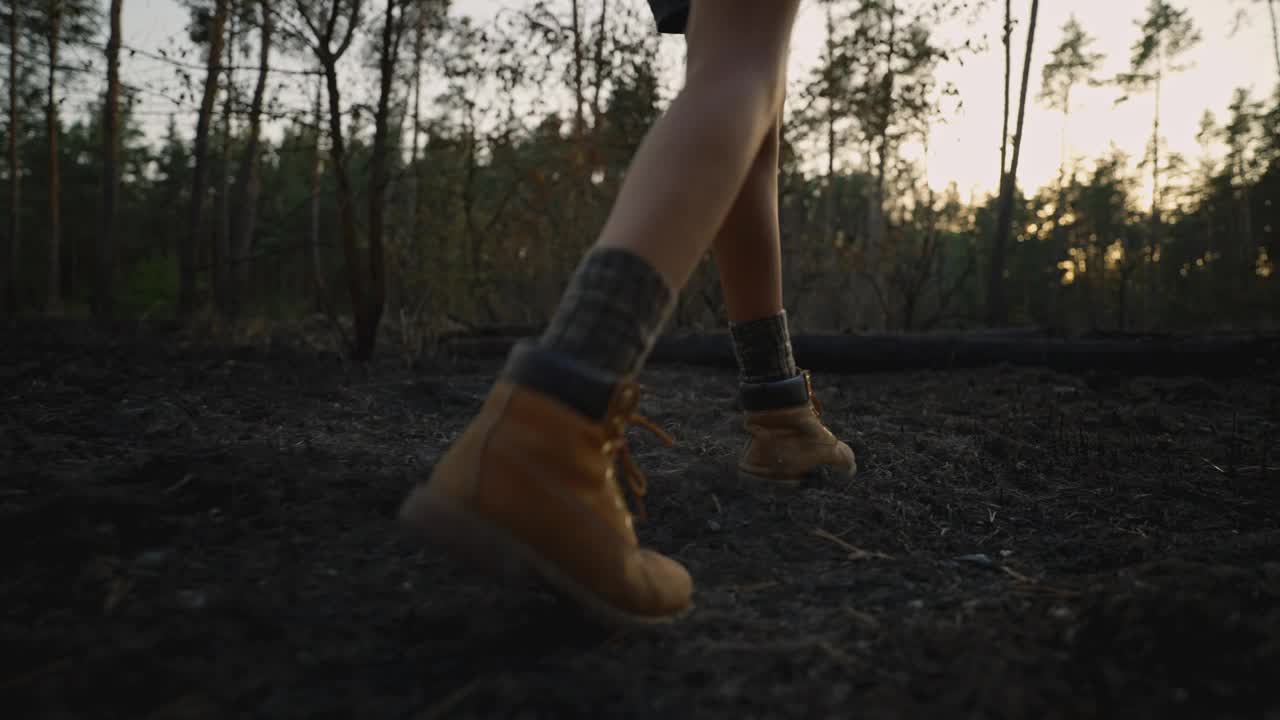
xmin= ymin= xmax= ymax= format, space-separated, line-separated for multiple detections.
xmin=712 ymin=108 xmax=784 ymax=324
xmin=594 ymin=0 xmax=801 ymax=292
xmin=699 ymin=59 xmax=856 ymax=485
xmin=402 ymin=0 xmax=809 ymax=628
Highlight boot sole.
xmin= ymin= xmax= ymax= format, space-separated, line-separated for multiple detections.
xmin=398 ymin=487 xmax=691 ymax=628
xmin=737 ymin=461 xmax=858 ymax=486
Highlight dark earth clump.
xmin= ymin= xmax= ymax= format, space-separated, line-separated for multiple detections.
xmin=3 ymin=320 xmax=1279 ymax=719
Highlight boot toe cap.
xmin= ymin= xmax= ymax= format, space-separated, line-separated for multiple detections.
xmin=634 ymin=548 xmax=695 ymax=618
xmin=835 ymin=440 xmax=858 ymax=476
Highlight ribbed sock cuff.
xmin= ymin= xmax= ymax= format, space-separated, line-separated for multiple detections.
xmin=730 ymin=310 xmax=798 ymax=384
xmin=539 ymin=247 xmax=675 ymax=377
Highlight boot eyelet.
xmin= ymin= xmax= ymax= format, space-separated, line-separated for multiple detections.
xmin=601 ymin=440 xmax=614 ymax=455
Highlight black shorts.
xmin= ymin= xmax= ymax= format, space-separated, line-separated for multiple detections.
xmin=647 ymin=0 xmax=690 ymax=34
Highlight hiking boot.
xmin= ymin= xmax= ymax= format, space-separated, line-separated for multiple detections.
xmin=398 ymin=341 xmax=693 ymax=626
xmin=737 ymin=370 xmax=857 ymax=484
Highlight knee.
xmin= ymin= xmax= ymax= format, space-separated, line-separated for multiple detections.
xmin=740 ymin=122 xmax=780 ymax=188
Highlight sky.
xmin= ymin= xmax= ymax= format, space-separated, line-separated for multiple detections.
xmin=113 ymin=0 xmax=1280 ymax=200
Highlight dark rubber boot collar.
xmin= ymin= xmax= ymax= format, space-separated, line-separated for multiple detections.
xmin=739 ymin=371 xmax=810 ymax=412
xmin=502 ymin=340 xmax=621 ymax=421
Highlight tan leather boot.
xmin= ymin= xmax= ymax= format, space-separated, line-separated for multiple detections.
xmin=738 ymin=370 xmax=857 ymax=484
xmin=398 ymin=342 xmax=693 ymax=626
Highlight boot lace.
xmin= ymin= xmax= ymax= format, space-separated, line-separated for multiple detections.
xmin=605 ymin=412 xmax=675 ymax=522
xmin=803 ymin=370 xmax=823 ymax=416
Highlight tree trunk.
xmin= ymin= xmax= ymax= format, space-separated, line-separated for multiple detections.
xmin=46 ymin=0 xmax=62 ymax=312
xmin=566 ymin=0 xmax=587 ymax=304
xmin=900 ymin=142 xmax=938 ymax=331
xmin=408 ymin=16 xmax=423 ymax=241
xmin=988 ymin=0 xmax=1039 ymax=326
xmin=999 ymin=0 xmax=1012 ymax=181
xmin=1150 ymin=67 xmax=1161 ymax=227
xmin=987 ymin=0 xmax=1012 ymax=327
xmin=570 ymin=0 xmax=585 ymax=138
xmin=1059 ymin=84 xmax=1069 ymax=169
xmin=229 ymin=0 xmax=272 ymax=316
xmin=214 ymin=7 xmax=236 ymax=315
xmin=463 ymin=115 xmax=479 ymax=281
xmin=362 ymin=0 xmax=403 ymax=359
xmin=1144 ymin=54 xmax=1162 ymax=331
xmin=1269 ymin=0 xmax=1280 ymax=84
xmin=823 ymin=4 xmax=837 ymax=251
xmin=296 ymin=0 xmax=364 ymax=350
xmin=322 ymin=57 xmax=362 ymax=346
xmin=97 ymin=0 xmax=123 ymax=318
xmin=1236 ymin=151 xmax=1253 ymax=296
xmin=591 ymin=0 xmax=609 ymax=123
xmin=1048 ymin=87 xmax=1071 ymax=327
xmin=307 ymin=75 xmax=323 ymax=305
xmin=182 ymin=0 xmax=230 ymax=318
xmin=7 ymin=1 xmax=20 ymax=314
xmin=869 ymin=0 xmax=897 ymax=254
xmin=400 ymin=12 xmax=424 ymax=318
xmin=825 ymin=109 xmax=836 ymax=244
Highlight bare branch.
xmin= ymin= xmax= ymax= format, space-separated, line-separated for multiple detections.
xmin=333 ymin=0 xmax=363 ymax=59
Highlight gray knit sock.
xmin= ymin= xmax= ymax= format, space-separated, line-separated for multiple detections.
xmin=539 ymin=247 xmax=675 ymax=377
xmin=730 ymin=310 xmax=798 ymax=384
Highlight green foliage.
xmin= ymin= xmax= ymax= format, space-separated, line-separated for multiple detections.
xmin=118 ymin=252 xmax=179 ymax=314
xmin=1039 ymin=16 xmax=1104 ymax=112
xmin=29 ymin=0 xmax=100 ymax=45
xmin=1118 ymin=0 xmax=1201 ymax=93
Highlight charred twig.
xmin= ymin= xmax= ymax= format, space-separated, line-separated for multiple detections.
xmin=844 ymin=606 xmax=881 ymax=629
xmin=999 ymin=563 xmax=1080 ymax=597
xmin=999 ymin=563 xmax=1036 ymax=584
xmin=1202 ymin=457 xmax=1229 ymax=475
xmin=813 ymin=528 xmax=895 ymax=561
xmin=730 ymin=581 xmax=779 ymax=593
xmin=418 ymin=678 xmax=480 ymax=720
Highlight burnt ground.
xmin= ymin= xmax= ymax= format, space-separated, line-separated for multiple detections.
xmin=3 ymin=320 xmax=1280 ymax=720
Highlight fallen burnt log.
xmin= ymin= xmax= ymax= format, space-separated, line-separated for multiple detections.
xmin=443 ymin=331 xmax=1280 ymax=377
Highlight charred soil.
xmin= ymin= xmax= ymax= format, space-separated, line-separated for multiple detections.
xmin=3 ymin=321 xmax=1280 ymax=719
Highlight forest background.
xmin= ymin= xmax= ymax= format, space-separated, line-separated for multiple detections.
xmin=2 ymin=0 xmax=1278 ymax=360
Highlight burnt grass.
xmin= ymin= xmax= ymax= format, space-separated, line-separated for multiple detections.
xmin=3 ymin=320 xmax=1280 ymax=720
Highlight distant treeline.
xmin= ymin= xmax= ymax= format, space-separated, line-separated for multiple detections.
xmin=2 ymin=0 xmax=1277 ymax=359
